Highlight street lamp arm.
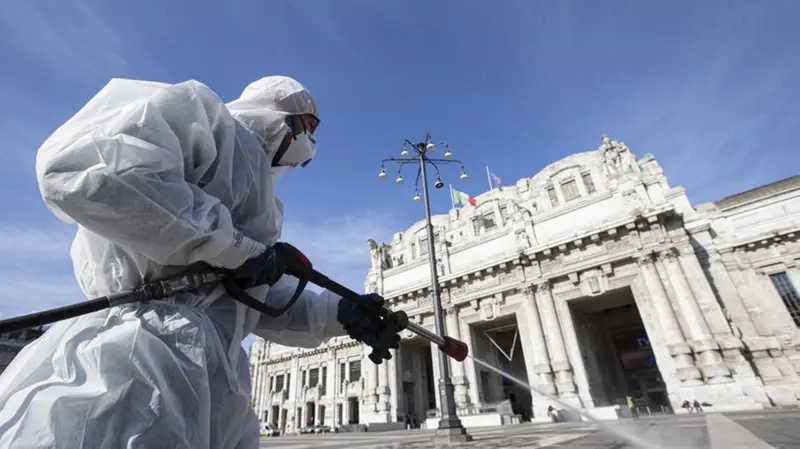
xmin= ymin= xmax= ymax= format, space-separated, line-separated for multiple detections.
xmin=381 ymin=158 xmax=418 ymax=173
xmin=381 ymin=157 xmax=416 ymax=165
xmin=423 ymin=158 xmax=463 ymax=165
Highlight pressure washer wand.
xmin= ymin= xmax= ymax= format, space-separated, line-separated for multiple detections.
xmin=0 ymin=242 xmax=470 ymax=364
xmin=303 ymin=267 xmax=470 ymax=363
xmin=0 ymin=269 xmax=227 ymax=335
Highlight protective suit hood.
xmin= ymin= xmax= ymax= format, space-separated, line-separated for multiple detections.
xmin=226 ymin=76 xmax=319 ymax=165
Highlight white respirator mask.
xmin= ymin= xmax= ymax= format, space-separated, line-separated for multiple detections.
xmin=277 ymin=131 xmax=316 ymax=168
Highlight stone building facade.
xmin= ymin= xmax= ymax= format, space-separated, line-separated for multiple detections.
xmin=0 ymin=326 xmax=46 ymax=375
xmin=250 ymin=136 xmax=800 ymax=429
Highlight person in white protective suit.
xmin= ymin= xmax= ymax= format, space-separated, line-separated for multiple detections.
xmin=0 ymin=76 xmax=393 ymax=449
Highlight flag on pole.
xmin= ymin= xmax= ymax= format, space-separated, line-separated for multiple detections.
xmin=486 ymin=166 xmax=503 ymax=190
xmin=451 ymin=186 xmax=477 ymax=207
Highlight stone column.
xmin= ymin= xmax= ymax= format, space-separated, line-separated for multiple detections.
xmin=535 ymin=280 xmax=577 ymax=397
xmin=553 ymin=182 xmax=566 ymax=204
xmin=388 ymin=350 xmax=399 ymax=421
xmin=327 ymin=350 xmax=337 ymax=402
xmin=252 ymin=358 xmax=262 ymax=408
xmin=516 ymin=284 xmax=557 ymax=419
xmin=290 ymin=357 xmax=300 ymax=404
xmin=430 ymin=341 xmax=443 ymax=412
xmin=711 ymin=251 xmax=759 ymax=338
xmin=677 ymin=244 xmax=742 ymax=337
xmin=251 ymin=361 xmax=261 ymax=412
xmin=260 ymin=370 xmax=271 ymax=419
xmin=445 ymin=307 xmax=469 ymax=408
xmin=517 ymin=284 xmax=556 ymax=393
xmin=375 ymin=357 xmax=391 ymax=421
xmin=459 ymin=318 xmax=481 ymax=408
xmin=362 ymin=345 xmax=378 ymax=415
xmin=658 ymin=248 xmax=732 ymax=383
xmin=637 ymin=252 xmax=703 ymax=385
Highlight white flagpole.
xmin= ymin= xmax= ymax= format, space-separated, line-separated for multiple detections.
xmin=449 ymin=183 xmax=455 ymax=209
xmin=485 ymin=165 xmax=494 ymax=191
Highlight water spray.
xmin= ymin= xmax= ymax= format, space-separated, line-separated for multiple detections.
xmin=470 ymin=356 xmax=670 ymax=449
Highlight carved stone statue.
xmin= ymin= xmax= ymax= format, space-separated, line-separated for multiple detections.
xmin=380 ymin=243 xmax=392 ymax=269
xmin=367 ymin=238 xmax=381 ymax=271
xmin=512 ymin=208 xmax=532 ymax=250
xmin=601 ymin=135 xmax=640 ymax=177
xmin=364 ymin=276 xmax=378 ymax=294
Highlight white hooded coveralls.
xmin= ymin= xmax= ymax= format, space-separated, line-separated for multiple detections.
xmin=0 ymin=76 xmax=345 ymax=449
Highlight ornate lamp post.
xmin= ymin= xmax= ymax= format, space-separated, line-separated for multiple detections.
xmin=378 ymin=133 xmax=472 ymax=442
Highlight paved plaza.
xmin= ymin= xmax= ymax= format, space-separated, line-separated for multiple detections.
xmin=259 ymin=409 xmax=800 ymax=448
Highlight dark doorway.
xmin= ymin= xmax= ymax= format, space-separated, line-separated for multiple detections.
xmin=570 ymin=287 xmax=667 ymax=409
xmin=347 ymin=397 xmax=359 ymax=424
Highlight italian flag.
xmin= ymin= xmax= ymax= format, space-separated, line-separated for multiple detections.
xmin=451 ymin=186 xmax=477 ymax=207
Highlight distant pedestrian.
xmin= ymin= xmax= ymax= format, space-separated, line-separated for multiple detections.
xmin=693 ymin=400 xmax=703 ymax=414
xmin=626 ymin=396 xmax=639 ymax=420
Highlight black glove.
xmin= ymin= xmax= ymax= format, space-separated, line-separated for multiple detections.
xmin=337 ymin=293 xmax=400 ymax=360
xmin=231 ymin=246 xmax=286 ymax=289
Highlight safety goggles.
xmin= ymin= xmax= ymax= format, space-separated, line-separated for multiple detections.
xmin=286 ymin=114 xmax=320 ymax=138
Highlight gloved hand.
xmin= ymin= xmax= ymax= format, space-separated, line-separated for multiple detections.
xmin=337 ymin=293 xmax=400 ymax=360
xmin=230 ymin=246 xmax=286 ymax=289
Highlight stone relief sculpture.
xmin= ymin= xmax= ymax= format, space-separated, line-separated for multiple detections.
xmin=623 ymin=189 xmax=646 ymax=211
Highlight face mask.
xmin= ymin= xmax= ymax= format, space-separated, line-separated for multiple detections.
xmin=277 ymin=132 xmax=316 ymax=168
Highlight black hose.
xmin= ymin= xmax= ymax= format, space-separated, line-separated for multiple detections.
xmin=0 ymin=297 xmax=110 ymax=334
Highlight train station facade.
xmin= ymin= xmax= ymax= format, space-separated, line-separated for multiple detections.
xmin=249 ymin=136 xmax=800 ymax=430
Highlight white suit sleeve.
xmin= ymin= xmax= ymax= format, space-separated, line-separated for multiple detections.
xmin=252 ymin=275 xmax=348 ymax=348
xmin=35 ymin=79 xmax=265 ymax=269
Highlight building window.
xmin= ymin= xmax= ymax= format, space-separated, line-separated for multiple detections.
xmin=770 ymin=272 xmax=800 ymax=326
xmin=349 ymin=360 xmax=362 ymax=382
xmin=309 ymin=367 xmax=320 ymax=387
xmin=419 ymin=237 xmax=429 ymax=256
xmin=339 ymin=362 xmax=346 ymax=392
xmin=275 ymin=374 xmax=285 ymax=391
xmin=547 ymin=187 xmax=559 ymax=207
xmin=499 ymin=205 xmax=510 ymax=221
xmin=482 ymin=212 xmax=497 ymax=230
xmin=562 ymin=179 xmax=580 ymax=201
xmin=320 ymin=366 xmax=327 ymax=395
xmin=582 ymin=173 xmax=596 ymax=194
xmin=411 ymin=242 xmax=417 ymax=259
xmin=472 ymin=216 xmax=482 ymax=235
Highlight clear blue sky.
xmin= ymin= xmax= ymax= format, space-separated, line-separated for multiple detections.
xmin=1 ymin=0 xmax=798 ymax=337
